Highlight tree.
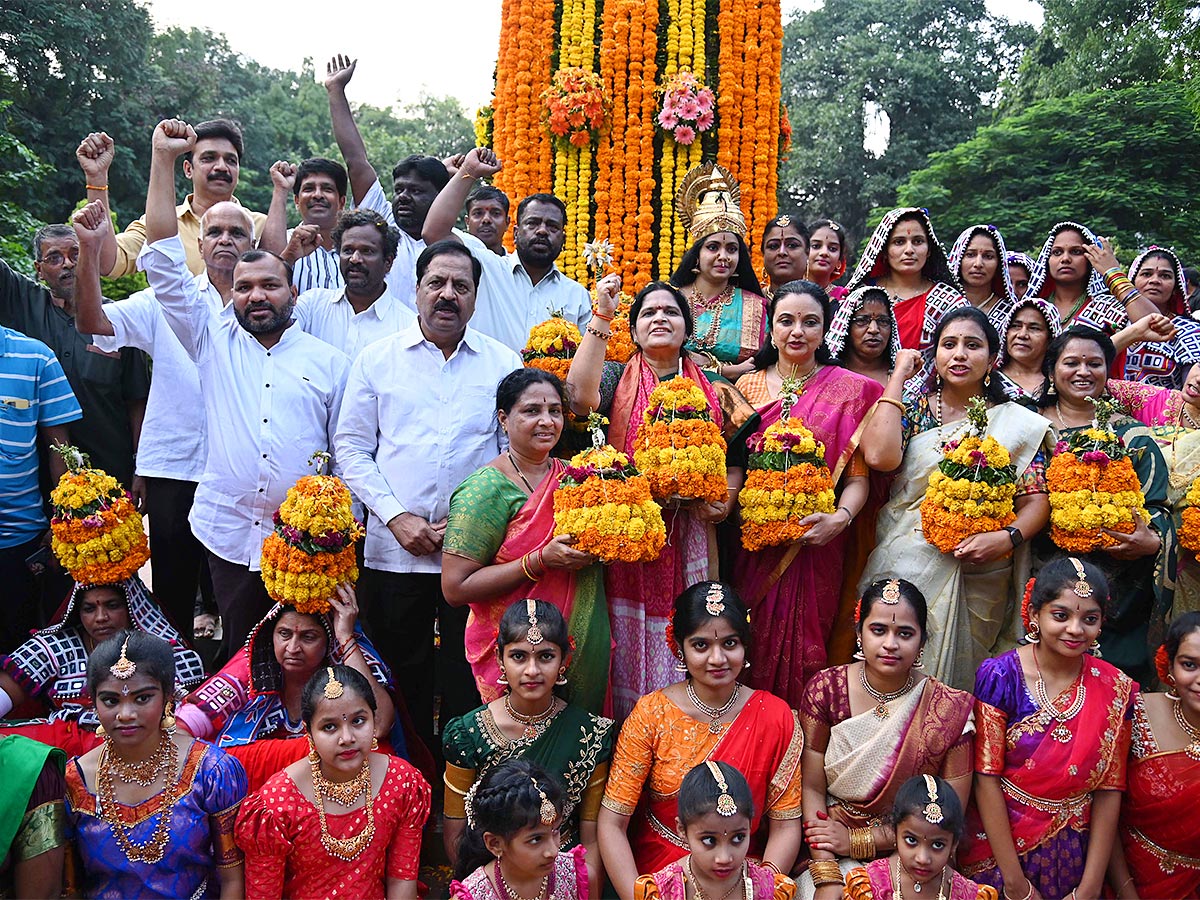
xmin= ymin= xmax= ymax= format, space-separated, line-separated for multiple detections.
xmin=893 ymin=82 xmax=1200 ymax=263
xmin=775 ymin=0 xmax=1032 ymax=244
xmin=0 ymin=101 xmax=47 ymax=275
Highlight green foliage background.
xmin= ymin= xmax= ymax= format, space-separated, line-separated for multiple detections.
xmin=0 ymin=1 xmax=473 ymax=295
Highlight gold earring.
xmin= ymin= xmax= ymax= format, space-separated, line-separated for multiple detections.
xmin=1088 ymin=639 xmax=1102 ymax=658
xmin=161 ymin=701 xmax=177 ymax=733
xmin=307 ymin=735 xmax=320 ymax=764
xmin=1168 ymin=675 xmax=1181 ymax=700
xmin=555 ymin=670 xmax=568 ymax=685
xmin=371 ymin=735 xmax=379 ymax=751
xmin=94 ymin=722 xmax=107 ymax=740
xmin=853 ymin=640 xmax=866 ymax=661
xmin=674 ymin=653 xmax=688 ymax=672
xmin=1024 ymin=622 xmax=1041 ymax=644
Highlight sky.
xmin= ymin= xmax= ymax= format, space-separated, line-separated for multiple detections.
xmin=142 ymin=0 xmax=1043 ymax=114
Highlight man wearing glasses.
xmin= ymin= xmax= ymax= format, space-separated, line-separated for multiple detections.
xmin=0 ymin=224 xmax=148 ymax=489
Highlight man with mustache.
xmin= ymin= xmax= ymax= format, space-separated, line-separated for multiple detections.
xmin=422 ymin=147 xmax=591 ymax=352
xmin=335 ymin=239 xmax=520 ymax=751
xmin=325 ymin=55 xmax=455 ymax=311
xmin=260 ymin=157 xmax=350 ymax=293
xmin=131 ymin=118 xmax=350 ymax=662
xmin=292 ymin=209 xmax=415 ymax=359
xmin=83 ymin=120 xmax=270 ymax=279
xmin=0 ymin=219 xmax=148 ymax=490
xmin=70 ymin=130 xmax=258 ymax=641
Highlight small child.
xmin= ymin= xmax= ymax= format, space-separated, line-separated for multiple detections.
xmin=843 ymin=775 xmax=997 ymax=900
xmin=634 ymin=761 xmax=796 ymax=900
xmin=450 ymin=759 xmax=588 ymax=900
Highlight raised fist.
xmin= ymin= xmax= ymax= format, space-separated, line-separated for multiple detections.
xmin=76 ymin=132 xmax=115 ymax=181
xmin=152 ymin=119 xmax=196 ymax=157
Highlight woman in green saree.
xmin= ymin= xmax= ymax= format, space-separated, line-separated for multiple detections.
xmin=442 ymin=599 xmax=614 ymax=898
xmin=442 ymin=368 xmax=609 ymax=713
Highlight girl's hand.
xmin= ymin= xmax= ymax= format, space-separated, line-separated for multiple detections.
xmin=953 ymin=530 xmax=1013 ymax=564
xmin=328 ymin=582 xmax=358 ymax=641
xmin=1083 ymin=237 xmax=1120 ymax=274
xmin=892 ymin=349 xmax=923 ymax=385
xmin=1102 ymin=517 xmax=1160 ymax=560
xmin=803 ymin=810 xmax=850 ymax=856
xmin=795 ymin=511 xmax=849 ymax=547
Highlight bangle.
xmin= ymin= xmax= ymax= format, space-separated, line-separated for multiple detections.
xmin=86 ymin=184 xmax=109 ymax=192
xmin=876 ymin=396 xmax=906 ymax=413
xmin=837 ymin=505 xmax=854 ymax=524
xmin=585 ymin=324 xmax=611 ymax=340
xmin=807 ymin=860 xmax=845 ymax=888
xmin=592 ymin=311 xmax=614 ymax=322
xmin=1003 ymin=880 xmax=1034 ymax=900
xmin=535 ymin=548 xmax=547 ymax=576
xmin=848 ymin=826 xmax=875 ymax=861
xmin=1118 ymin=877 xmax=1134 ymax=895
xmin=760 ymin=860 xmax=782 ymax=877
xmin=520 ymin=553 xmax=539 ymax=582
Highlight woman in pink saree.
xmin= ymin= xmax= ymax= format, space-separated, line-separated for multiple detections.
xmin=733 ymin=280 xmax=883 ymax=703
xmin=443 ymin=369 xmax=609 ymax=714
xmin=567 ymin=277 xmax=758 ymax=719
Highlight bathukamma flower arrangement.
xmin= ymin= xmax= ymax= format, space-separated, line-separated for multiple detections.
xmin=920 ymin=397 xmax=1018 ymax=553
xmin=522 ymin=311 xmax=581 ymax=381
xmin=738 ymin=379 xmax=836 ymax=550
xmin=259 ymin=452 xmax=366 ymax=614
xmin=553 ymin=413 xmax=665 ymax=562
xmin=634 ymin=376 xmax=727 ymax=502
xmin=50 ymin=445 xmax=150 ymax=584
xmin=1178 ymin=477 xmax=1200 ymax=563
xmin=1046 ymin=396 xmax=1148 ymax=552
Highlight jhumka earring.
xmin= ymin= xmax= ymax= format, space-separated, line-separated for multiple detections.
xmin=1088 ymin=639 xmax=1102 ymax=657
xmin=1046 ymin=382 xmax=1057 ymax=397
xmin=497 ymin=672 xmax=509 ymax=686
xmin=555 ymin=670 xmax=568 ymax=685
xmin=1024 ymin=622 xmax=1041 ymax=644
xmin=161 ymin=701 xmax=177 ymax=733
xmin=853 ymin=640 xmax=866 ymax=661
xmin=1167 ymin=675 xmax=1181 ymax=701
xmin=675 ymin=654 xmax=689 ymax=672
xmin=984 ymin=372 xmax=992 ymax=389
xmin=307 ymin=735 xmax=320 ymax=764
xmin=913 ymin=649 xmax=925 ymax=669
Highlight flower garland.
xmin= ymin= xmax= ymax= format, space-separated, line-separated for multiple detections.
xmin=50 ymin=446 xmax=150 ymax=585
xmin=553 ymin=414 xmax=666 ymax=562
xmin=522 ymin=313 xmax=582 ymax=381
xmin=919 ymin=398 xmax=1018 ymax=554
xmin=658 ymin=70 xmax=715 ymax=145
xmin=259 ymin=454 xmax=365 ymax=614
xmin=474 ymin=106 xmax=493 ymax=149
xmin=739 ymin=405 xmax=835 ymax=550
xmin=1179 ymin=476 xmax=1200 ymax=563
xmin=1046 ymin=397 xmax=1149 ymax=552
xmin=634 ymin=377 xmax=727 ymax=501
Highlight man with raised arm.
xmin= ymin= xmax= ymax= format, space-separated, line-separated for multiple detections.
xmin=71 ymin=131 xmax=256 ymax=639
xmin=77 ymin=122 xmax=271 ymax=279
xmin=132 ymin=118 xmax=350 ymax=661
xmin=324 ymin=54 xmax=454 ymax=309
xmin=260 ymin=158 xmax=349 ymax=293
xmin=422 ymin=147 xmax=591 ymax=352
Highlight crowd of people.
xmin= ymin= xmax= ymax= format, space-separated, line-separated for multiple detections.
xmin=2 ymin=52 xmax=1200 ymax=900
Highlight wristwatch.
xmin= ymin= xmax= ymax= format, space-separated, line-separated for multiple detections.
xmin=1004 ymin=525 xmax=1024 ymax=548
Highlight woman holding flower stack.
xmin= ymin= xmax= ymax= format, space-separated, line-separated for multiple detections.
xmin=0 ymin=450 xmax=205 ymax=758
xmin=567 ymin=276 xmax=758 ymax=718
xmin=442 ymin=368 xmax=610 ymax=714
xmin=731 ymin=280 xmax=883 ymax=701
xmin=859 ymin=306 xmax=1053 ymax=691
xmin=669 ymin=162 xmax=769 ymax=382
xmin=1035 ymin=325 xmax=1173 ymax=686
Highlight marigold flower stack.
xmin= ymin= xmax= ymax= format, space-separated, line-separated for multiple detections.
xmin=259 ymin=453 xmax=366 ymax=614
xmin=522 ymin=313 xmax=582 ymax=381
xmin=50 ymin=445 xmax=150 ymax=584
xmin=634 ymin=377 xmax=727 ymax=502
xmin=920 ymin=397 xmax=1018 ymax=553
xmin=1179 ymin=478 xmax=1200 ymax=562
xmin=553 ymin=414 xmax=665 ymax=562
xmin=1046 ymin=397 xmax=1149 ymax=552
xmin=738 ymin=384 xmax=836 ymax=550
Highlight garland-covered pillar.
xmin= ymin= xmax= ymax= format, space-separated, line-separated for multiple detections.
xmin=487 ymin=0 xmax=783 ymax=289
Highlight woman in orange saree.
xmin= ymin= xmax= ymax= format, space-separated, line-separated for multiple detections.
xmin=1110 ymin=612 xmax=1200 ymax=899
xmin=597 ymin=583 xmax=803 ymax=900
xmin=443 ymin=369 xmax=609 ymax=714
xmin=961 ymin=557 xmax=1135 ymax=900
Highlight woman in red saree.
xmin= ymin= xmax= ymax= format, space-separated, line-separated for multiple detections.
xmin=962 ymin=557 xmax=1135 ymax=900
xmin=443 ymin=368 xmax=609 ymax=714
xmin=733 ymin=281 xmax=883 ymax=702
xmin=567 ymin=278 xmax=758 ymax=718
xmin=597 ymin=583 xmax=803 ymax=899
xmin=1109 ymin=611 xmax=1200 ymax=899
xmin=799 ymin=579 xmax=974 ymax=900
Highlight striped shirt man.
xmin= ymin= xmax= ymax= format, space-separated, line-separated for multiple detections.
xmin=0 ymin=326 xmax=82 ymax=547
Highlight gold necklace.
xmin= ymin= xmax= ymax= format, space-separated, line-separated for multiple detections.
xmin=859 ymin=665 xmax=915 ymax=719
xmin=97 ymin=736 xmax=180 ymax=864
xmin=892 ymin=857 xmax=948 ymax=899
xmin=312 ymin=759 xmax=370 ymax=807
xmin=103 ymin=732 xmax=172 ymax=787
xmin=1054 ymin=401 xmax=1091 ymax=430
xmin=1031 ymin=647 xmax=1086 ymax=743
xmin=686 ymin=858 xmax=746 ymax=900
xmin=1182 ymin=404 xmax=1200 ymax=431
xmin=496 ymin=862 xmax=548 ymax=900
xmin=687 ymin=681 xmax=741 ymax=733
xmin=504 ymin=694 xmax=559 ymax=740
xmin=1172 ymin=697 xmax=1200 ymax=761
xmin=690 ymin=285 xmax=735 ymax=351
xmin=310 ymin=755 xmax=375 ymax=860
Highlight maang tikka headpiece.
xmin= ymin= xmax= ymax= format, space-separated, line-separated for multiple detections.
xmin=525 ymin=598 xmax=544 ymax=645
xmin=1068 ymin=558 xmax=1093 ymax=598
xmin=881 ymin=579 xmax=902 ymax=605
xmin=110 ymin=635 xmax=137 ymax=680
xmin=705 ymin=583 xmax=726 ymax=617
xmin=922 ymin=774 xmax=944 ymax=825
xmin=706 ymin=760 xmax=738 ymax=817
xmin=532 ymin=775 xmax=557 ymax=826
xmin=323 ymin=666 xmax=344 ymax=700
